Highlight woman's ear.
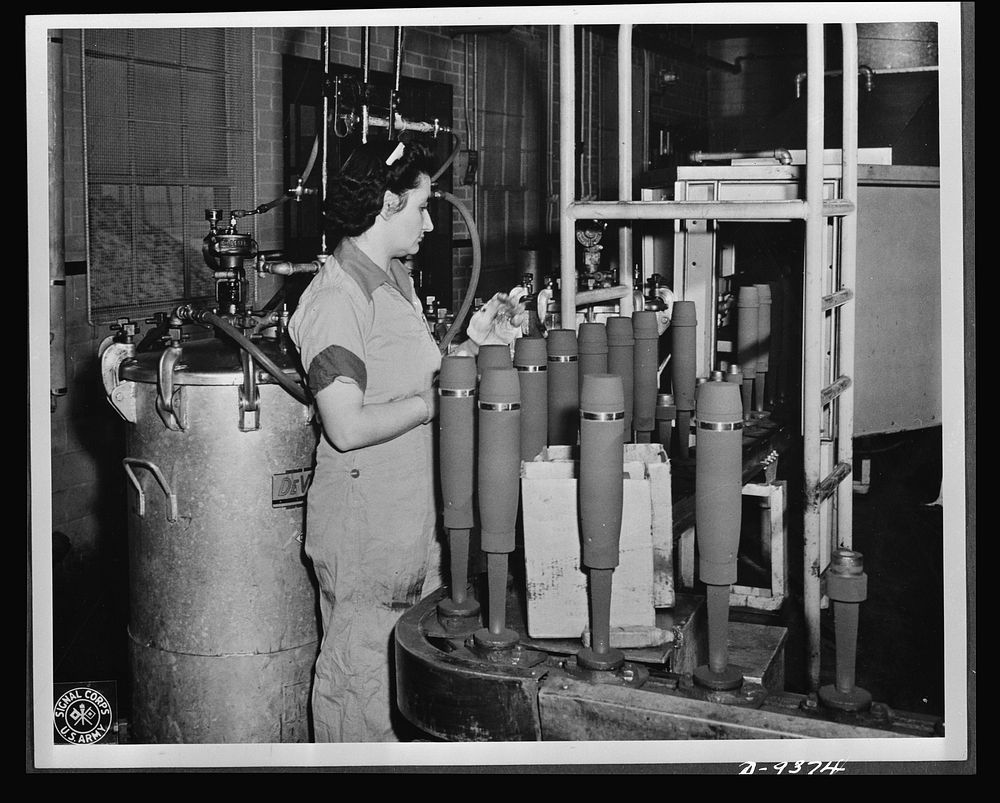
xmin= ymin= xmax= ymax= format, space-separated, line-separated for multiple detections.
xmin=380 ymin=190 xmax=402 ymax=220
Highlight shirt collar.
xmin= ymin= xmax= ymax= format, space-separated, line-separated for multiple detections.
xmin=335 ymin=238 xmax=413 ymax=303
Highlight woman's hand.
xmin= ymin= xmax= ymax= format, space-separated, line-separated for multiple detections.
xmin=466 ymin=289 xmax=528 ymax=346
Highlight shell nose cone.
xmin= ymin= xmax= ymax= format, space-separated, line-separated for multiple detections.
xmin=577 ymin=322 xmax=609 ymax=354
xmin=581 ymin=373 xmax=625 ymax=413
xmin=632 ymin=310 xmax=659 ymax=339
xmin=546 ymin=328 xmax=578 ymax=357
xmin=440 ymin=354 xmax=477 ymax=390
xmin=479 ymin=367 xmax=521 ymax=404
xmin=671 ymin=300 xmax=697 ymax=325
xmin=514 ymin=335 xmax=547 ymax=367
xmin=696 ymin=379 xmax=743 ymax=422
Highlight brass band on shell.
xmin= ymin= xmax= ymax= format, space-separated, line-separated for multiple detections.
xmin=698 ymin=420 xmax=744 ymax=431
xmin=439 ymin=388 xmax=476 ymax=397
xmin=581 ymin=410 xmax=625 ymax=421
xmin=547 ymin=355 xmax=578 ymax=362
xmin=479 ymin=401 xmax=521 ymax=411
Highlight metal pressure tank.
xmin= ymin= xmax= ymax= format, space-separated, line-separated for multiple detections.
xmin=108 ymin=334 xmax=320 ymax=744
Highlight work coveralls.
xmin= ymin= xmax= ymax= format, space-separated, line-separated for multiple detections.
xmin=289 ymin=237 xmax=443 ymax=742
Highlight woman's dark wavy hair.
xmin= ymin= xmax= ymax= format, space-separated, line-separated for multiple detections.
xmin=324 ymin=139 xmax=436 ymax=237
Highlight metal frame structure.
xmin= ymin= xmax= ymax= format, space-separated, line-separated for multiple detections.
xmin=556 ymin=22 xmax=860 ymax=691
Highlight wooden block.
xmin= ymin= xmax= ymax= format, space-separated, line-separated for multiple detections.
xmin=520 ymin=444 xmax=672 ymax=639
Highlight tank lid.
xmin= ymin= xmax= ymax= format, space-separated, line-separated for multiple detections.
xmin=119 ymin=337 xmax=303 ymax=387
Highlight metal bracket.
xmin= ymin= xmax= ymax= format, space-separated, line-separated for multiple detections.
xmin=238 ymin=349 xmax=261 ymax=432
xmin=99 ymin=339 xmax=138 ymax=423
xmin=156 ymin=345 xmax=187 ymax=431
xmin=108 ymin=381 xmax=138 ymax=423
xmin=123 ymin=457 xmax=179 ymax=522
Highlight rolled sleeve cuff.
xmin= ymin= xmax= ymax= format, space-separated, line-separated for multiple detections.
xmin=309 ymin=344 xmax=368 ymax=396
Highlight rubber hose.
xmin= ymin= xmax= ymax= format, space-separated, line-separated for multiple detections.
xmin=431 ymin=132 xmax=461 ymax=184
xmin=183 ymin=308 xmax=311 ymax=406
xmin=434 ymin=190 xmax=482 ymax=354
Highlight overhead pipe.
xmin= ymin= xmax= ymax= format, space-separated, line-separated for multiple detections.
xmin=795 ymin=65 xmax=938 ymax=99
xmin=795 ymin=65 xmax=874 ymax=98
xmin=340 ymin=111 xmax=453 ymax=137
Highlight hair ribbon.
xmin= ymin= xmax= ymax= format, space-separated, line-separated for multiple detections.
xmin=386 ymin=142 xmax=405 ymax=165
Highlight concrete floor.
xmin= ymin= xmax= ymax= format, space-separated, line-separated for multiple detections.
xmin=44 ymin=426 xmax=948 ymax=736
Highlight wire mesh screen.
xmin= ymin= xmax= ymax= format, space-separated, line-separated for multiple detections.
xmin=83 ymin=28 xmax=255 ymax=325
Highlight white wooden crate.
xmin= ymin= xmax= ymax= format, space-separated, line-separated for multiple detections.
xmin=520 ymin=443 xmax=673 ymax=639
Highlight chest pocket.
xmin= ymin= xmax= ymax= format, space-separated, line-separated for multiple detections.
xmin=365 ymin=287 xmax=442 ymax=402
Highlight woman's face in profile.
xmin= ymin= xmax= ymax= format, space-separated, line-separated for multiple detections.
xmin=387 ymin=173 xmax=434 ymax=258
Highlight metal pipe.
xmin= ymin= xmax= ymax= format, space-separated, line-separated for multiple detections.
xmin=803 ymin=22 xmax=826 ymax=693
xmin=569 ymin=199 xmax=811 ymax=220
xmin=838 ymin=24 xmax=859 ymax=551
xmin=351 ymin=113 xmax=453 ymax=136
xmin=361 ymin=27 xmax=370 ymax=143
xmin=618 ymin=24 xmax=634 ymax=317
xmin=574 ymin=285 xmax=630 ymax=306
xmin=559 ymin=25 xmax=577 ymax=328
xmin=391 ymin=27 xmax=404 ymax=138
xmin=690 ymin=148 xmax=792 ymax=165
xmin=321 ymin=28 xmax=330 ymax=254
xmin=797 ymin=63 xmax=936 ymax=96
xmin=473 ymin=33 xmax=479 ymax=223
xmin=868 ymin=65 xmax=937 ymax=75
xmin=546 ymin=27 xmax=554 ymax=236
xmin=49 ymin=29 xmax=67 ymax=405
xmin=795 ymin=65 xmax=877 ymax=98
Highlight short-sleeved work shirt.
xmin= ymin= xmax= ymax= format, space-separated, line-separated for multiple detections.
xmin=289 ymin=237 xmax=441 ymax=411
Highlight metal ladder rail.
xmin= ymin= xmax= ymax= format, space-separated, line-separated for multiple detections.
xmin=802 ymin=22 xmax=860 ymax=692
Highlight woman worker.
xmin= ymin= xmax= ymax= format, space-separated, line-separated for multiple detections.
xmin=289 ymin=139 xmax=523 ymax=742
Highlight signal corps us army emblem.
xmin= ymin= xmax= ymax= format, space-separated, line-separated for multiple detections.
xmin=52 ymin=682 xmax=118 ymax=745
